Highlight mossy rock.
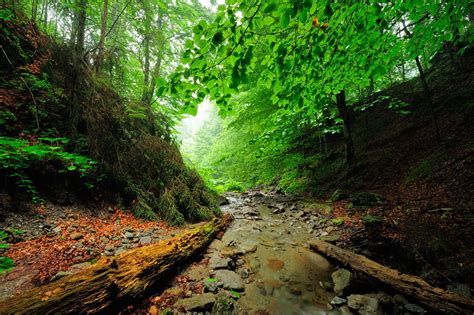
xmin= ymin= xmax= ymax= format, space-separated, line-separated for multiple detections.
xmin=352 ymin=192 xmax=385 ymax=207
xmin=330 ymin=189 xmax=350 ymax=202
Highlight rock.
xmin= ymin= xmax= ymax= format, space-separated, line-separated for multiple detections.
xmin=139 ymin=236 xmax=152 ymax=245
xmin=125 ymin=231 xmax=134 ymax=239
xmin=100 ymin=236 xmax=109 ymax=243
xmin=347 ymin=295 xmax=380 ymax=314
xmin=208 ymin=254 xmax=232 ymax=270
xmin=213 ymin=270 xmax=245 ymax=291
xmin=319 ymin=280 xmax=334 ymax=291
xmin=404 ymin=303 xmax=425 ymax=314
xmin=352 ymin=192 xmax=385 ymax=206
xmin=217 ymin=195 xmax=230 ymax=206
xmin=331 ymin=189 xmax=349 ymax=202
xmin=331 ymin=268 xmax=351 ymax=295
xmin=393 ymin=294 xmax=409 ymax=305
xmin=174 ymin=293 xmax=216 ymax=311
xmin=204 ymin=280 xmax=220 ymax=293
xmin=105 ymin=244 xmax=115 ymax=251
xmin=339 ymin=306 xmax=354 ymax=315
xmin=447 ymin=283 xmax=471 ymax=298
xmin=53 ymin=226 xmax=62 ymax=234
xmin=331 ymin=296 xmax=348 ymax=305
xmin=208 ymin=239 xmax=225 ymax=251
xmin=52 ymin=270 xmax=72 ymax=281
xmin=70 ymin=232 xmax=83 ymax=240
xmin=115 ymin=247 xmax=127 ymax=255
xmin=320 ymin=234 xmax=341 ymax=243
xmin=240 ymin=269 xmax=250 ymax=279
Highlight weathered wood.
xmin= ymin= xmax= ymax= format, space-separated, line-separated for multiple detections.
xmin=309 ymin=240 xmax=474 ymax=314
xmin=0 ymin=215 xmax=232 ymax=314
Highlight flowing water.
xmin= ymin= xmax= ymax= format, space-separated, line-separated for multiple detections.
xmin=217 ymin=192 xmax=337 ymax=314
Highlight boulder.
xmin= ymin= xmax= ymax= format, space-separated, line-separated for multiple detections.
xmin=174 ymin=293 xmax=216 ymax=311
xmin=332 ymin=268 xmax=352 ymax=295
xmin=209 ymin=254 xmax=232 ymax=270
xmin=347 ymin=294 xmax=380 ymax=315
xmin=139 ymin=236 xmax=152 ymax=245
xmin=213 ymin=270 xmax=245 ymax=291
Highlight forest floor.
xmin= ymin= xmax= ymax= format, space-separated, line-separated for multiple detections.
xmin=123 ymin=191 xmax=471 ymax=315
xmin=0 ymin=202 xmax=181 ymax=299
xmin=1 ymin=191 xmax=472 ymax=314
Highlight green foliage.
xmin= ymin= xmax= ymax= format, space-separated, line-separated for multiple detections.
xmin=0 ymin=136 xmax=97 ymax=201
xmin=0 ymin=244 xmax=10 ymax=249
xmin=0 ymin=8 xmax=13 ymax=21
xmin=0 ymin=231 xmax=8 ymax=240
xmin=362 ymin=215 xmax=382 ymax=225
xmin=0 ymin=256 xmax=14 ymax=274
xmin=332 ymin=217 xmax=345 ymax=226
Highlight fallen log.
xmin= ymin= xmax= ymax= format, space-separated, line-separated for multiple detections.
xmin=309 ymin=240 xmax=474 ymax=314
xmin=0 ymin=215 xmax=232 ymax=314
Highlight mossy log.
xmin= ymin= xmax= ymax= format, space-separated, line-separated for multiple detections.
xmin=309 ymin=240 xmax=474 ymax=314
xmin=0 ymin=215 xmax=232 ymax=314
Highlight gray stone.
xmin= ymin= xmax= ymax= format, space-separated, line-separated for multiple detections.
xmin=125 ymin=231 xmax=134 ymax=239
xmin=240 ymin=269 xmax=250 ymax=279
xmin=100 ymin=236 xmax=109 ymax=243
xmin=105 ymin=244 xmax=115 ymax=251
xmin=320 ymin=234 xmax=341 ymax=243
xmin=347 ymin=295 xmax=380 ymax=314
xmin=213 ymin=270 xmax=245 ymax=291
xmin=332 ymin=268 xmax=351 ymax=295
xmin=139 ymin=236 xmax=152 ymax=244
xmin=53 ymin=226 xmax=62 ymax=234
xmin=70 ymin=232 xmax=83 ymax=240
xmin=404 ymin=303 xmax=425 ymax=314
xmin=209 ymin=254 xmax=232 ymax=270
xmin=331 ymin=296 xmax=348 ymax=305
xmin=174 ymin=293 xmax=216 ymax=311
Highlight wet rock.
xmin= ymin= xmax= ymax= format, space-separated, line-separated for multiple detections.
xmin=53 ymin=226 xmax=62 ymax=234
xmin=124 ymin=231 xmax=134 ymax=239
xmin=217 ymin=195 xmax=230 ymax=206
xmin=347 ymin=294 xmax=380 ymax=314
xmin=332 ymin=268 xmax=351 ymax=295
xmin=331 ymin=296 xmax=348 ymax=305
xmin=209 ymin=239 xmax=225 ymax=251
xmin=320 ymin=234 xmax=341 ymax=243
xmin=174 ymin=293 xmax=216 ymax=311
xmin=139 ymin=236 xmax=152 ymax=244
xmin=320 ymin=280 xmax=333 ymax=291
xmin=213 ymin=270 xmax=245 ymax=291
xmin=209 ymin=254 xmax=232 ymax=270
xmin=404 ymin=303 xmax=425 ymax=314
xmin=240 ymin=268 xmax=250 ymax=279
xmin=331 ymin=189 xmax=349 ymax=202
xmin=70 ymin=232 xmax=83 ymax=240
xmin=52 ymin=270 xmax=72 ymax=281
xmin=204 ymin=280 xmax=220 ymax=293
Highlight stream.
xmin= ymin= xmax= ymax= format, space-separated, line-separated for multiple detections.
xmin=219 ymin=192 xmax=336 ymax=314
xmin=158 ymin=191 xmax=349 ymax=314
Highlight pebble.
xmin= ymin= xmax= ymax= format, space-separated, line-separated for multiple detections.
xmin=70 ymin=232 xmax=83 ymax=240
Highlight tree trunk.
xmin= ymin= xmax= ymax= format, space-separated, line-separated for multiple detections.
xmin=32 ymin=0 xmax=38 ymax=21
xmin=414 ymin=56 xmax=441 ymax=145
xmin=95 ymin=0 xmax=109 ymax=73
xmin=336 ymin=90 xmax=355 ymax=165
xmin=0 ymin=215 xmax=232 ymax=314
xmin=309 ymin=240 xmax=474 ymax=314
xmin=42 ymin=0 xmax=48 ymax=28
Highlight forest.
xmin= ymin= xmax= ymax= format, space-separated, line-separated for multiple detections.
xmin=0 ymin=0 xmax=473 ymax=314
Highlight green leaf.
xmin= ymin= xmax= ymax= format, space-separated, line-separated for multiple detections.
xmin=263 ymin=3 xmax=276 ymax=14
xmin=0 ymin=244 xmax=10 ymax=249
xmin=280 ymin=13 xmax=290 ymax=28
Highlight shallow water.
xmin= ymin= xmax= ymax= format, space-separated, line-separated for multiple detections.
xmin=220 ymin=194 xmax=336 ymax=314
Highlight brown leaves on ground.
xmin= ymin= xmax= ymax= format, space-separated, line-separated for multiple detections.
xmin=3 ymin=205 xmax=176 ymax=292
